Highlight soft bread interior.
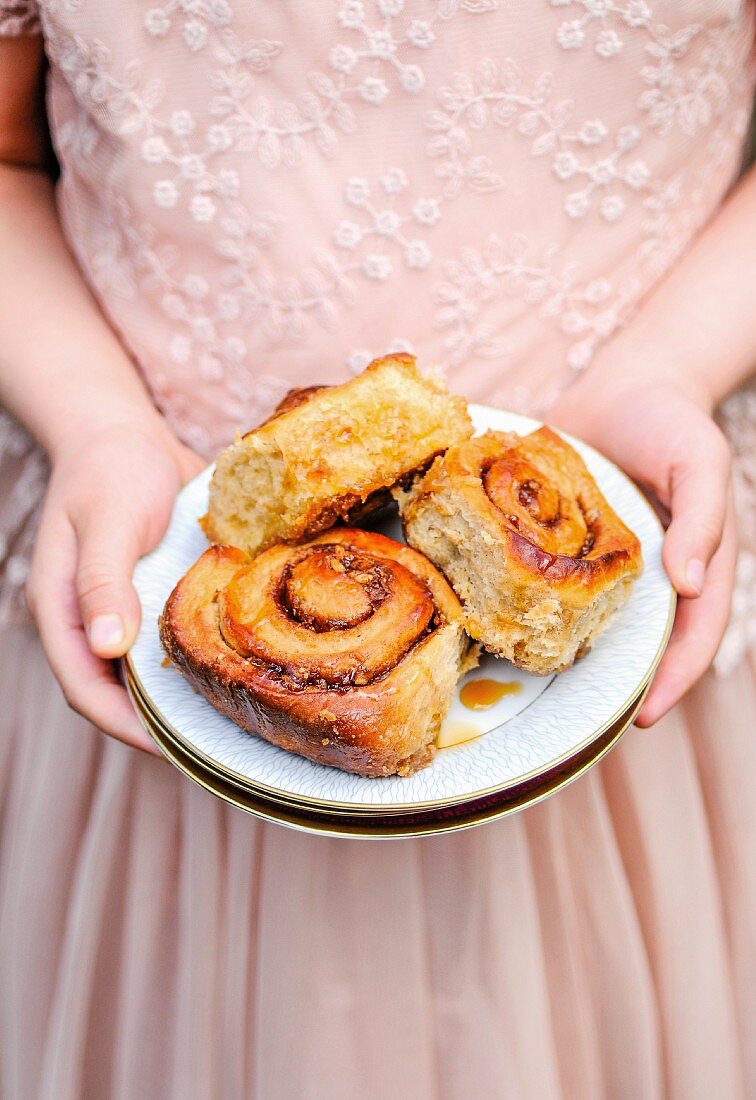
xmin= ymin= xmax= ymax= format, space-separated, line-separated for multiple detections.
xmin=401 ymin=491 xmax=636 ymax=673
xmin=204 ymin=354 xmax=473 ymax=556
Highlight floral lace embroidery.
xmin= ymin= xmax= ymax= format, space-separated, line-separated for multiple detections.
xmin=426 ymin=59 xmax=653 ymax=221
xmin=552 ymin=1 xmax=664 ymax=57
xmin=327 ymin=0 xmax=500 ymax=102
xmin=430 ymin=231 xmax=641 ymax=371
xmin=44 ymin=1 xmax=750 ymax=371
xmin=137 ymin=0 xmax=497 ymax=175
xmin=552 ymin=1 xmax=741 ymax=135
xmin=0 ymin=0 xmax=40 ymax=35
xmin=429 ymin=38 xmax=750 ymax=377
xmin=76 ymin=192 xmax=294 ymax=453
xmin=143 ymin=0 xmax=233 ymax=49
xmin=638 ymin=21 xmax=738 ymax=136
xmin=0 ymin=0 xmax=752 ymax=653
xmin=44 ymin=3 xmax=511 ymax=384
xmin=334 ymin=170 xmax=434 ymax=276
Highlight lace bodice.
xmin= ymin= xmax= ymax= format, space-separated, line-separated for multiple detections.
xmin=1 ymin=0 xmax=748 ymax=448
xmin=0 ymin=0 xmax=754 ymax=664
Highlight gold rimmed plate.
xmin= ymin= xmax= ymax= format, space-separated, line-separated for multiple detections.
xmin=125 ymin=662 xmax=656 ymax=818
xmin=126 ymin=405 xmax=675 ymax=818
xmin=128 ymin=671 xmax=649 ymax=838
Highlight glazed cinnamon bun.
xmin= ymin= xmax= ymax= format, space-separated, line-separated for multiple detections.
xmin=202 ymin=353 xmax=473 ymax=557
xmin=397 ymin=427 xmax=643 ymax=675
xmin=159 ymin=529 xmax=477 ymax=777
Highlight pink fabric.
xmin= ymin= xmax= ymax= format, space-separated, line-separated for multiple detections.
xmin=0 ymin=3 xmax=754 ymax=1096
xmin=1 ymin=631 xmax=754 ymax=1099
xmin=32 ymin=0 xmax=756 ymax=452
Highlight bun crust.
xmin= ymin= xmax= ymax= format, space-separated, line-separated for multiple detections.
xmin=159 ymin=528 xmax=477 ymax=777
xmin=203 ymin=353 xmax=473 ymax=557
xmin=397 ymin=427 xmax=643 ymax=674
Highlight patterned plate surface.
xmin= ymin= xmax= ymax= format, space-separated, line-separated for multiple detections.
xmin=127 ymin=665 xmax=649 ymax=818
xmin=128 ymin=670 xmax=648 ymax=838
xmin=127 ymin=406 xmax=674 ymax=811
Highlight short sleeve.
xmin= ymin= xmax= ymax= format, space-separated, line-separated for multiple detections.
xmin=0 ymin=1 xmax=40 ymax=36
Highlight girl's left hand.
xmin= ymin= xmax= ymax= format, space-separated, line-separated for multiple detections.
xmin=549 ymin=376 xmax=737 ymax=727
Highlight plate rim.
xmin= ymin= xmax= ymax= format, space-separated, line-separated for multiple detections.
xmin=125 ymin=663 xmax=653 ymax=816
xmin=129 ymin=675 xmax=649 ymax=838
xmin=125 ymin=404 xmax=676 ymax=812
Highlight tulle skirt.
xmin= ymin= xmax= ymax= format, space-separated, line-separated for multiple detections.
xmin=0 ymin=624 xmax=753 ymax=1100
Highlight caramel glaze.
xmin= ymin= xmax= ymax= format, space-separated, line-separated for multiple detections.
xmin=254 ymin=384 xmax=328 ymax=428
xmin=507 ymin=528 xmax=632 ymax=582
xmin=343 ymin=452 xmax=445 ymax=527
xmin=219 ymin=540 xmax=437 ymax=689
xmin=476 ymin=429 xmax=639 ymax=586
xmin=159 ymin=531 xmax=471 ymax=777
xmin=483 ymin=452 xmax=591 ymax=559
xmin=436 ymin=720 xmax=481 ymax=748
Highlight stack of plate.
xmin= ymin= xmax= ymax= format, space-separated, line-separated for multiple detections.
xmin=124 ymin=407 xmax=675 ymax=839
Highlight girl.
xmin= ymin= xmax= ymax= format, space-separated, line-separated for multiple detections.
xmin=1 ymin=3 xmax=754 ymax=1096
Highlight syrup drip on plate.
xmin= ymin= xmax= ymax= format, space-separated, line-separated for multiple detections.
xmin=460 ymin=678 xmax=523 ymax=710
xmin=436 ymin=721 xmax=481 ymax=749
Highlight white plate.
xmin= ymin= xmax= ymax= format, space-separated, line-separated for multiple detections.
xmin=128 ymin=406 xmax=674 ymax=811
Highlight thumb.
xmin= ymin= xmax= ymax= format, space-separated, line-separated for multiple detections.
xmin=74 ymin=505 xmax=144 ymax=658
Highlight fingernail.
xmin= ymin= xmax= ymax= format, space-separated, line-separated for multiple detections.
xmin=89 ymin=613 xmax=125 ymax=651
xmin=686 ymin=558 xmax=706 ymax=596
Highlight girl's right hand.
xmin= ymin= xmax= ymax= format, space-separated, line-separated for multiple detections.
xmin=26 ymin=418 xmax=205 ymax=753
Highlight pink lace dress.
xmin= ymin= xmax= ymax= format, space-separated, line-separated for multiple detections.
xmin=0 ymin=2 xmax=754 ymax=1097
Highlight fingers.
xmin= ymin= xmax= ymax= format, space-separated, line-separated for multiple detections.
xmin=637 ymin=494 xmax=737 ymax=727
xmin=27 ymin=508 xmax=159 ymax=753
xmin=72 ymin=499 xmax=145 ymax=658
xmin=662 ymin=422 xmax=731 ymax=599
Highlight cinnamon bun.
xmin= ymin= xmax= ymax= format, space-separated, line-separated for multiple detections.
xmin=159 ymin=528 xmax=477 ymax=777
xmin=397 ymin=427 xmax=643 ymax=675
xmin=202 ymin=353 xmax=473 ymax=557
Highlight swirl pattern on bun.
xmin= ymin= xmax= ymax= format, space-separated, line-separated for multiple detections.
xmin=160 ymin=528 xmax=476 ymax=777
xmin=397 ymin=427 xmax=643 ymax=674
